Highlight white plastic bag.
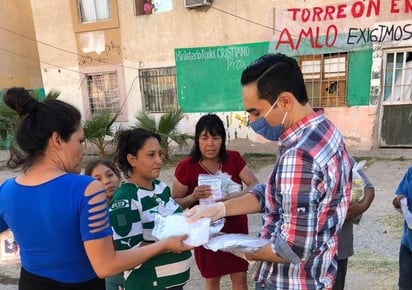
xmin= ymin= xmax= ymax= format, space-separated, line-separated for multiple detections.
xmin=219 ymin=171 xmax=242 ymax=195
xmin=351 ymin=160 xmax=367 ymax=203
xmin=204 ymin=233 xmax=269 ymax=253
xmin=152 ymin=213 xmax=215 ymax=246
xmin=400 ymin=198 xmax=412 ymax=230
xmin=351 ymin=160 xmax=367 ymax=224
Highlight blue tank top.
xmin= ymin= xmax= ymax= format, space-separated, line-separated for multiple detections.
xmin=0 ymin=174 xmax=112 ymax=283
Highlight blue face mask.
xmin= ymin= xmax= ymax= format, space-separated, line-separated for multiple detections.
xmin=249 ymin=99 xmax=288 ymax=141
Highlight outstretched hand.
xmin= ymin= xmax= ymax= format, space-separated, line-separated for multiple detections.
xmin=183 ymin=202 xmax=225 ymax=223
xmin=163 ymin=235 xmax=193 ymax=253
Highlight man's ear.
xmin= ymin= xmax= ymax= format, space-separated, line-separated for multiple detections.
xmin=278 ymin=93 xmax=293 ymax=111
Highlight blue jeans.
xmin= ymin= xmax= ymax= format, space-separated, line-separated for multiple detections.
xmin=399 ymin=244 xmax=412 ymax=290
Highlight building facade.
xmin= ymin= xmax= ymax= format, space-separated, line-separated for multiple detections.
xmin=0 ymin=0 xmax=43 ymax=92
xmin=15 ymin=0 xmax=412 ymax=148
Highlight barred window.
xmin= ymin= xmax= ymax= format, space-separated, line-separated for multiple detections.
xmin=383 ymin=50 xmax=412 ymax=103
xmin=299 ymin=53 xmax=347 ymax=107
xmin=78 ymin=0 xmax=111 ymax=23
xmin=139 ymin=67 xmax=177 ymax=112
xmin=86 ymin=72 xmax=120 ymax=114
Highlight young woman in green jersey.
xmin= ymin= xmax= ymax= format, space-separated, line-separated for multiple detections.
xmin=109 ymin=128 xmax=192 ymax=290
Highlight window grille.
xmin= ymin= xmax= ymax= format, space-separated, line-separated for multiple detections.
xmin=139 ymin=67 xmax=177 ymax=112
xmin=86 ymin=72 xmax=121 ymax=114
xmin=383 ymin=50 xmax=412 ymax=103
xmin=299 ymin=53 xmax=348 ymax=107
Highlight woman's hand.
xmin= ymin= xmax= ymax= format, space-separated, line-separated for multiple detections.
xmin=191 ymin=185 xmax=212 ymax=201
xmin=162 ymin=235 xmax=193 ymax=253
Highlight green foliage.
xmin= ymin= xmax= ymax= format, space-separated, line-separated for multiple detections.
xmin=43 ymin=89 xmax=60 ymax=100
xmin=0 ymin=104 xmax=19 ymax=147
xmin=134 ymin=109 xmax=193 ymax=160
xmin=0 ymin=89 xmax=60 ymax=149
xmin=83 ymin=110 xmax=119 ymax=157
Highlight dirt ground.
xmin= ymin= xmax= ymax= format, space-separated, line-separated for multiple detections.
xmin=1 ymin=141 xmax=412 ymax=289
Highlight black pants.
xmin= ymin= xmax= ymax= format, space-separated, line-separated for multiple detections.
xmin=19 ymin=267 xmax=105 ymax=290
xmin=333 ymin=258 xmax=348 ymax=290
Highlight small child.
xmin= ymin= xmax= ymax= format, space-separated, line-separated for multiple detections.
xmin=144 ymin=0 xmax=153 ymax=14
xmin=84 ymin=159 xmax=125 ymax=290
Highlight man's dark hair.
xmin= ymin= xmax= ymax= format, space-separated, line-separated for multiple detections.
xmin=240 ymin=53 xmax=309 ymax=105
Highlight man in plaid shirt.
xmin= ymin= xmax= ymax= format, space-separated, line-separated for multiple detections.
xmin=186 ymin=53 xmax=352 ymax=290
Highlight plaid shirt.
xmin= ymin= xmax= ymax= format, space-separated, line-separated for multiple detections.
xmin=252 ymin=110 xmax=352 ymax=290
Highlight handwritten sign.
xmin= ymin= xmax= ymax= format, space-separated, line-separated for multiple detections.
xmin=271 ymin=0 xmax=412 ymax=54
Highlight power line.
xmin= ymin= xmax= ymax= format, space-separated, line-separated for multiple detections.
xmin=0 ymin=3 xmax=283 ymax=71
xmin=0 ymin=25 xmax=138 ymax=71
xmin=211 ymin=6 xmax=276 ymax=32
xmin=0 ymin=47 xmax=84 ymax=75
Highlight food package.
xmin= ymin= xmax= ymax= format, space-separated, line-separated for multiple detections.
xmin=351 ymin=160 xmax=367 ymax=224
xmin=198 ymin=174 xmax=223 ymax=205
xmin=152 ymin=213 xmax=225 ymax=246
xmin=203 ymin=233 xmax=268 ymax=253
xmin=198 ymin=171 xmax=242 ymax=205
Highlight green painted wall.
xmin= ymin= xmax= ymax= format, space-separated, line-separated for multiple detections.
xmin=175 ymin=42 xmax=372 ymax=111
xmin=175 ymin=42 xmax=269 ymax=113
xmin=347 ymin=49 xmax=372 ymax=106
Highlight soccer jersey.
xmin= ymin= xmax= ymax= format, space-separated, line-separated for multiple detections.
xmin=108 ymin=180 xmax=192 ymax=290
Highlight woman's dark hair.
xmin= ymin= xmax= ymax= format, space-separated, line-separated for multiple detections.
xmin=84 ymin=159 xmax=121 ymax=179
xmin=114 ymin=128 xmax=161 ymax=178
xmin=2 ymin=87 xmax=81 ymax=171
xmin=240 ymin=53 xmax=309 ymax=106
xmin=190 ymin=114 xmax=227 ymax=162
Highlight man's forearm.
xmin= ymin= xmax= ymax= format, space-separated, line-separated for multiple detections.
xmin=224 ymin=192 xmax=261 ymax=216
xmin=245 ymin=242 xmax=288 ymax=263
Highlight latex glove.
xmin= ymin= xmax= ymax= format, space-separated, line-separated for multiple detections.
xmin=184 ymin=202 xmax=226 ymax=223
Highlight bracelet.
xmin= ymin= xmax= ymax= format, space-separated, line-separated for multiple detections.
xmin=217 ymin=202 xmax=226 ymax=218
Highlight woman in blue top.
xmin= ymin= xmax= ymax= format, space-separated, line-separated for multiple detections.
xmin=0 ymin=87 xmax=192 ymax=290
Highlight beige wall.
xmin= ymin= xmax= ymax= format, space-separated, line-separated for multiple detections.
xmin=29 ymin=0 xmax=82 ymax=111
xmin=27 ymin=0 xmax=412 ymax=148
xmin=0 ymin=0 xmax=43 ymax=89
